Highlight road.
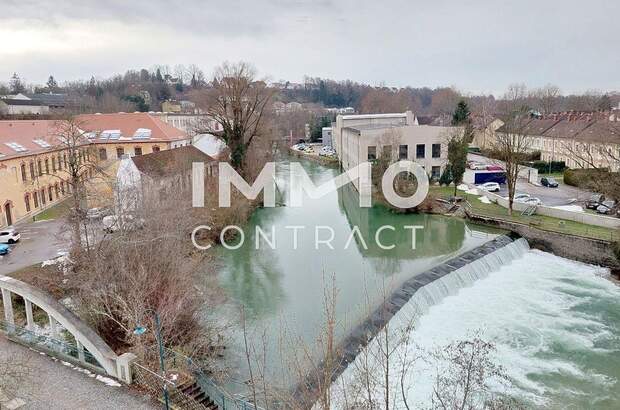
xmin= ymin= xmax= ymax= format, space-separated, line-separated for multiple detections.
xmin=468 ymin=153 xmax=596 ymax=207
xmin=0 ymin=336 xmax=156 ymax=410
xmin=0 ymin=219 xmax=69 ymax=275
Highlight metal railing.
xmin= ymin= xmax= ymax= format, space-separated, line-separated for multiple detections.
xmin=161 ymin=348 xmax=263 ymax=410
xmin=462 ymin=200 xmax=617 ymax=241
xmin=0 ymin=319 xmax=102 ymax=369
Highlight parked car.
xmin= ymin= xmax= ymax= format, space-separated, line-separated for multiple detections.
xmin=0 ymin=244 xmax=9 ymax=255
xmin=596 ymin=200 xmax=617 ymax=215
xmin=524 ymin=197 xmax=542 ymax=206
xmin=319 ymin=146 xmax=336 ymax=157
xmin=540 ymin=177 xmax=559 ymax=188
xmin=476 ymin=182 xmax=501 ymax=192
xmin=469 ymin=162 xmax=487 ymax=170
xmin=586 ymin=194 xmax=605 ymax=209
xmin=485 ymin=165 xmax=504 ymax=171
xmin=0 ymin=228 xmax=20 ymax=244
xmin=513 ymin=193 xmax=531 ymax=203
xmin=86 ymin=207 xmax=110 ymax=220
xmin=102 ymin=215 xmax=145 ymax=233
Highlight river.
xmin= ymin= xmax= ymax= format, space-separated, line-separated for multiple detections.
xmin=211 ymin=158 xmax=503 ymax=388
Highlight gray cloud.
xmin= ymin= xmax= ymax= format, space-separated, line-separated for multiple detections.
xmin=1 ymin=0 xmax=619 ymax=94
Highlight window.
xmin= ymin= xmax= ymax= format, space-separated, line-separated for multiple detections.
xmin=41 ymin=189 xmax=46 ymax=205
xmin=60 ymin=182 xmax=65 ymax=195
xmin=54 ymin=184 xmax=59 ymax=198
xmin=367 ymin=146 xmax=377 ymax=161
xmin=33 ymin=192 xmax=39 ymax=208
xmin=431 ymin=166 xmax=441 ymax=179
xmin=30 ymin=162 xmax=36 ymax=180
xmin=58 ymin=154 xmax=62 ymax=171
xmin=45 ymin=158 xmax=49 ymax=174
xmin=21 ymin=164 xmax=27 ymax=182
xmin=432 ymin=144 xmax=441 ymax=158
xmin=382 ymin=145 xmax=392 ymax=161
xmin=48 ymin=186 xmax=53 ymax=202
xmin=99 ymin=148 xmax=107 ymax=160
xmin=24 ymin=194 xmax=31 ymax=212
xmin=416 ymin=144 xmax=426 ymax=159
xmin=37 ymin=160 xmax=43 ymax=176
xmin=152 ymin=146 xmax=161 ymax=153
xmin=134 ymin=147 xmax=143 ymax=156
xmin=63 ymin=153 xmax=67 ymax=168
xmin=52 ymin=157 xmax=57 ymax=172
xmin=398 ymin=145 xmax=408 ymax=160
xmin=116 ymin=147 xmax=125 ymax=159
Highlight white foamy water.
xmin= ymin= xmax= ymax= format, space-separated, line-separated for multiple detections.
xmin=332 ymin=240 xmax=620 ymax=409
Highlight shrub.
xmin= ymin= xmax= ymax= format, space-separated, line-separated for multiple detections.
xmin=524 ymin=160 xmax=566 ymax=174
xmin=563 ymin=168 xmax=610 ymax=188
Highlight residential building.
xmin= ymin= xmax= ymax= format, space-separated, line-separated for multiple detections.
xmin=115 ymin=145 xmax=217 ymax=210
xmin=0 ymin=94 xmax=50 ymax=115
xmin=26 ymin=93 xmax=69 ymax=110
xmin=161 ymin=100 xmax=182 ymax=113
xmin=0 ymin=120 xmax=91 ymax=227
xmin=333 ymin=111 xmax=451 ymax=190
xmin=77 ymin=112 xmax=191 ymax=161
xmin=148 ymin=112 xmax=222 ymax=136
xmin=0 ymin=113 xmax=190 ymax=227
xmin=493 ymin=113 xmax=620 ymax=171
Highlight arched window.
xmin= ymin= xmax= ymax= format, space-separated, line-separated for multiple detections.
xmin=54 ymin=184 xmax=59 ymax=198
xmin=41 ymin=189 xmax=46 ymax=205
xmin=48 ymin=186 xmax=53 ymax=202
xmin=24 ymin=194 xmax=31 ymax=212
xmin=20 ymin=163 xmax=27 ymax=182
xmin=33 ymin=191 xmax=39 ymax=208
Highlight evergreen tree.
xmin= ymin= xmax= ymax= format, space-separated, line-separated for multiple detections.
xmin=451 ymin=99 xmax=471 ymax=126
xmin=9 ymin=72 xmax=25 ymax=94
xmin=46 ymin=75 xmax=59 ymax=92
xmin=155 ymin=68 xmax=164 ymax=83
xmin=439 ymin=166 xmax=453 ymax=186
xmin=598 ymin=94 xmax=612 ymax=111
xmin=447 ymin=131 xmax=469 ymax=196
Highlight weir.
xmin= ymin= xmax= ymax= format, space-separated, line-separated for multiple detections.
xmin=294 ymin=234 xmax=529 ymax=404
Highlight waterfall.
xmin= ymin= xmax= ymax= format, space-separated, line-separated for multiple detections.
xmin=404 ymin=238 xmax=530 ymax=318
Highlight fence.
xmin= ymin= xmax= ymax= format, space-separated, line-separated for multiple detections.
xmin=132 ymin=362 xmax=212 ymax=410
xmin=0 ymin=319 xmax=103 ymax=371
xmin=162 ymin=348 xmax=263 ymax=410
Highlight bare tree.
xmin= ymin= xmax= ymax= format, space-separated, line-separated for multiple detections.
xmin=50 ymin=118 xmax=106 ymax=249
xmin=492 ymin=86 xmax=534 ymax=215
xmin=195 ymin=62 xmax=275 ymax=170
xmin=431 ymin=338 xmax=518 ymax=410
xmin=534 ymin=84 xmax=561 ymax=114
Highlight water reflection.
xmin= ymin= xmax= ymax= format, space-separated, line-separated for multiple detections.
xmin=212 ymin=158 xmax=504 ymax=385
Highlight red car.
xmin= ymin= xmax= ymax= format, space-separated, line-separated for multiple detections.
xmin=485 ymin=165 xmax=504 ymax=171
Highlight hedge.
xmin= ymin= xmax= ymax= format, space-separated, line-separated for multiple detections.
xmin=523 ymin=160 xmax=566 ymax=174
xmin=563 ymin=168 xmax=611 ymax=187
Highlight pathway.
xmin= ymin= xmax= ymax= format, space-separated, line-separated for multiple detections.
xmin=0 ymin=336 xmax=156 ymax=410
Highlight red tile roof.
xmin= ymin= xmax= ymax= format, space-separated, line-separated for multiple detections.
xmin=0 ymin=120 xmax=85 ymax=160
xmin=76 ymin=113 xmax=187 ymax=143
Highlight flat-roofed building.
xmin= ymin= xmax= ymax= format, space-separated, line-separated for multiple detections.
xmin=333 ymin=111 xmax=453 ymax=190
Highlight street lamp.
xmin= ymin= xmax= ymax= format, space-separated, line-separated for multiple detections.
xmin=134 ymin=310 xmax=170 ymax=410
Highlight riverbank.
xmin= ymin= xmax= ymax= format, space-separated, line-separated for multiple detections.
xmin=288 ymin=146 xmax=339 ymax=166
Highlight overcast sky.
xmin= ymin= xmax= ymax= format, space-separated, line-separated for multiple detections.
xmin=1 ymin=0 xmax=619 ymax=95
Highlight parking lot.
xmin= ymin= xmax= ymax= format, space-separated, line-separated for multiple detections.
xmin=0 ymin=219 xmax=69 ymax=275
xmin=467 ymin=153 xmax=597 ymax=208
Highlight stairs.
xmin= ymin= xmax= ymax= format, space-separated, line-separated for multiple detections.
xmin=521 ymin=205 xmax=537 ymax=216
xmin=177 ymin=380 xmax=218 ymax=410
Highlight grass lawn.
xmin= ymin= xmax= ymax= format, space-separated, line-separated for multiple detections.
xmin=34 ymin=199 xmax=71 ymax=222
xmin=430 ymin=186 xmax=618 ymax=241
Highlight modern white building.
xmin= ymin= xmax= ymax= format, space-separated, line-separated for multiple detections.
xmin=333 ymin=111 xmax=455 ymax=188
